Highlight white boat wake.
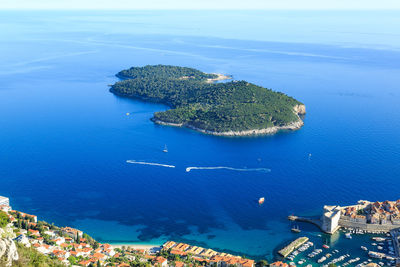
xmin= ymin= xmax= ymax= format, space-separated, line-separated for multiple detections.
xmin=126 ymin=160 xmax=175 ymax=168
xmin=185 ymin=166 xmax=270 ymax=173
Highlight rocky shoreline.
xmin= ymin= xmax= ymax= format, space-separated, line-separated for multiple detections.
xmin=153 ymin=104 xmax=306 ymax=137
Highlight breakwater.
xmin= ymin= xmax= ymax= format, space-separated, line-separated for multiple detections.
xmin=278 ymin=236 xmax=309 ymax=258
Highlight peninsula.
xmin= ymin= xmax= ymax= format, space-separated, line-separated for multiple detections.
xmin=110 ymin=65 xmax=306 ymax=136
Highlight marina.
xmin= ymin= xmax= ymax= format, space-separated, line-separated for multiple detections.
xmin=278 ymin=227 xmax=400 ymax=266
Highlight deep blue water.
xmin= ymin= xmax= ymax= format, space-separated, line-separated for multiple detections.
xmin=1 ymin=10 xmax=400 ymax=261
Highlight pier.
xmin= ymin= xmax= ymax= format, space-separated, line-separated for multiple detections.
xmin=390 ymin=228 xmax=400 ymax=265
xmin=288 ymin=215 xmax=325 ymax=231
xmin=288 ymin=214 xmax=341 ymax=234
xmin=278 ymin=236 xmax=309 ymax=258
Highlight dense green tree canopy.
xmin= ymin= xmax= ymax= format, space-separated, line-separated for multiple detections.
xmin=111 ymin=65 xmax=304 ymax=133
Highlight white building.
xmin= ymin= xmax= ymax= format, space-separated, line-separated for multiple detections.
xmin=322 ymin=205 xmax=341 ymax=233
xmin=0 ymin=196 xmax=10 ymax=206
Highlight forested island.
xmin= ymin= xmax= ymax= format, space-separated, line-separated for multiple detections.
xmin=110 ymin=65 xmax=306 ymax=136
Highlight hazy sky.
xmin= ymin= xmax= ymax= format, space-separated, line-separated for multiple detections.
xmin=2 ymin=0 xmax=400 ymax=10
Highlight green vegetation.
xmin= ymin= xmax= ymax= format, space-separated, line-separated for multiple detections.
xmin=0 ymin=211 xmax=9 ymax=228
xmin=117 ymin=64 xmax=217 ymax=81
xmin=10 ymin=243 xmax=64 ymax=267
xmin=256 ymin=260 xmax=269 ymax=267
xmin=111 ymin=65 xmax=304 ymax=134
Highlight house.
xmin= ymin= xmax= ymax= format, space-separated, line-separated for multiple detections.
xmin=170 ymin=249 xmax=187 ymax=256
xmin=92 ymin=252 xmax=107 ymax=261
xmin=391 ymin=214 xmax=400 ymax=225
xmin=154 ymin=256 xmax=168 ymax=267
xmin=43 ymin=230 xmax=57 ymax=238
xmin=78 ymin=260 xmax=92 ymax=267
xmin=60 ymin=243 xmax=69 ymax=249
xmin=370 ymin=213 xmax=380 ymax=224
xmin=28 ymin=229 xmax=40 ymax=237
xmin=239 ymin=259 xmax=255 ymax=267
xmin=52 ymin=249 xmax=70 ymax=259
xmin=353 ymin=215 xmax=367 ymax=223
xmin=175 ymin=243 xmax=190 ymax=251
xmin=52 ymin=237 xmax=65 ymax=245
xmin=175 ymin=261 xmax=185 ymax=267
xmin=18 ymin=212 xmax=38 ymax=223
xmin=163 ymin=241 xmax=176 ymax=250
xmin=60 ymin=226 xmax=83 ymax=238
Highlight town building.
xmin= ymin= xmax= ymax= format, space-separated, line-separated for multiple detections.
xmin=321 ymin=205 xmax=341 ymax=233
xmin=0 ymin=196 xmax=10 ymax=206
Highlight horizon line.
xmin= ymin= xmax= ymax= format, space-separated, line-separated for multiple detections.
xmin=1 ymin=8 xmax=399 ymax=11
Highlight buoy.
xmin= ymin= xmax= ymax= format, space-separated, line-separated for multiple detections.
xmin=126 ymin=112 xmax=130 ymax=116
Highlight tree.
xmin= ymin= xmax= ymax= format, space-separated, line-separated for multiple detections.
xmin=97 ymin=259 xmax=101 ymax=267
xmin=256 ymin=260 xmax=268 ymax=267
xmin=68 ymin=256 xmax=78 ymax=265
xmin=0 ymin=211 xmax=10 ymax=227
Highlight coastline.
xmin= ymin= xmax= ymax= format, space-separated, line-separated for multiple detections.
xmin=153 ymin=104 xmax=306 ymax=137
xmin=153 ymin=119 xmax=304 ymax=136
xmin=110 ymin=243 xmax=162 ymax=250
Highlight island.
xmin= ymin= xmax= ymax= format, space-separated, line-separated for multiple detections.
xmin=110 ymin=65 xmax=306 ymax=136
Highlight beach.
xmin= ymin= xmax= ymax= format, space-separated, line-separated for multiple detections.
xmin=110 ymin=243 xmax=162 ymax=251
xmin=206 ymin=73 xmax=232 ymax=83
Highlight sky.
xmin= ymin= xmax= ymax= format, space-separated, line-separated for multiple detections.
xmin=1 ymin=0 xmax=400 ymax=10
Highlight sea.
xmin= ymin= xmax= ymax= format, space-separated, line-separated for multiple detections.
xmin=1 ymin=10 xmax=400 ymax=263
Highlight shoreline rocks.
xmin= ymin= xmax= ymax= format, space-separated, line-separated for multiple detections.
xmin=152 ymin=104 xmax=306 ymax=137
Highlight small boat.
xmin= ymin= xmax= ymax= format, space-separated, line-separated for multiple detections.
xmin=163 ymin=145 xmax=168 ymax=153
xmin=345 ymin=232 xmax=352 ymax=239
xmin=322 ymin=244 xmax=330 ymax=249
xmin=361 ymin=246 xmax=368 ymax=251
xmin=258 ymin=197 xmax=265 ymax=205
xmin=291 ymin=225 xmax=301 ymax=233
xmin=126 ymin=112 xmax=130 ymax=116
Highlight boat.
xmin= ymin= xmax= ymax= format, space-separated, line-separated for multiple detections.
xmin=361 ymin=246 xmax=367 ymax=251
xmin=258 ymin=197 xmax=265 ymax=205
xmin=345 ymin=232 xmax=352 ymax=239
xmin=163 ymin=145 xmax=168 ymax=153
xmin=291 ymin=225 xmax=301 ymax=233
xmin=126 ymin=112 xmax=130 ymax=116
xmin=322 ymin=244 xmax=330 ymax=249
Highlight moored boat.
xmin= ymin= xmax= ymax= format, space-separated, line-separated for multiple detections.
xmin=291 ymin=225 xmax=301 ymax=233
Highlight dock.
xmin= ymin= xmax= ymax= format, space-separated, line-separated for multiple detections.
xmin=288 ymin=215 xmax=325 ymax=232
xmin=278 ymin=236 xmax=309 ymax=258
xmin=390 ymin=229 xmax=400 ymax=265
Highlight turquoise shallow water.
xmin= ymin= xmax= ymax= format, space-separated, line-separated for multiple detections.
xmin=0 ymin=10 xmax=400 ymax=262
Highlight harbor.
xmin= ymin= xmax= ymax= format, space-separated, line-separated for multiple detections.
xmin=276 ymin=227 xmax=400 ymax=266
xmin=279 ymin=200 xmax=400 ymax=266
